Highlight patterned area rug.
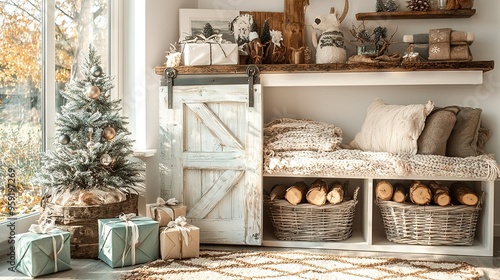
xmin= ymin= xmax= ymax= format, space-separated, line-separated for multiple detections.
xmin=122 ymin=250 xmax=480 ymax=280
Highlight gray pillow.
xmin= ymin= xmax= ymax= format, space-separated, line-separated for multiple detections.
xmin=446 ymin=107 xmax=482 ymax=157
xmin=418 ymin=106 xmax=460 ymax=156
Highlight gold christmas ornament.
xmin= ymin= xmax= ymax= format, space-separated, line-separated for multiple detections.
xmin=102 ymin=126 xmax=117 ymax=141
xmin=100 ymin=154 xmax=113 ymax=166
xmin=86 ymin=85 xmax=101 ymax=99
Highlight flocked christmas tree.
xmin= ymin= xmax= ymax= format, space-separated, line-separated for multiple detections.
xmin=260 ymin=20 xmax=272 ymax=44
xmin=37 ymin=46 xmax=143 ymax=199
xmin=202 ymin=22 xmax=215 ymax=38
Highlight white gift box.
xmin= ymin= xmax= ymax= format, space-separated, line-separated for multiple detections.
xmin=181 ymin=43 xmax=238 ymax=66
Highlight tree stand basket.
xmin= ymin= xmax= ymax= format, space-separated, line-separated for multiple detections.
xmin=376 ymin=193 xmax=482 ymax=246
xmin=40 ymin=192 xmax=138 ymax=258
xmin=264 ymin=187 xmax=359 ymax=242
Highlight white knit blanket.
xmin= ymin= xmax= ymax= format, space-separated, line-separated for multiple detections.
xmin=264 ymin=118 xmax=343 ymax=152
xmin=264 ymin=149 xmax=500 ymax=180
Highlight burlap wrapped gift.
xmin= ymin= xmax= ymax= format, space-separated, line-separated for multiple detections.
xmin=160 ymin=216 xmax=199 ymax=260
xmin=146 ymin=197 xmax=187 ymax=227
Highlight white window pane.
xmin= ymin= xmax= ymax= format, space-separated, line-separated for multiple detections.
xmin=0 ymin=0 xmax=43 ymax=221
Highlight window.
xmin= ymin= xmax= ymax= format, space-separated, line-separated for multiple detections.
xmin=0 ymin=0 xmax=114 ymax=223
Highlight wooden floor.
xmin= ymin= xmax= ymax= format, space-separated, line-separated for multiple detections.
xmin=1 ymin=238 xmax=499 ymax=280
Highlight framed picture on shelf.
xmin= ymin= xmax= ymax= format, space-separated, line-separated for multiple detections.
xmin=179 ymin=9 xmax=239 ymax=43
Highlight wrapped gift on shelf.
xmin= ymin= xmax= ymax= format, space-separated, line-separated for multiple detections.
xmin=403 ymin=29 xmax=474 ymax=61
xmin=180 ymin=34 xmax=238 ymax=66
xmin=15 ymin=222 xmax=71 ymax=278
xmin=160 ymin=216 xmax=199 ymax=260
xmin=98 ymin=214 xmax=159 ymax=268
xmin=146 ymin=197 xmax=187 ymax=227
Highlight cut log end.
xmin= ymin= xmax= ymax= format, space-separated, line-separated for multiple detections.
xmin=306 ymin=179 xmax=328 ymax=206
xmin=428 ymin=181 xmax=451 ymax=206
xmin=451 ymin=181 xmax=479 ymax=206
xmin=376 ymin=180 xmax=394 ymax=201
xmin=327 ymin=181 xmax=345 ymax=205
xmin=269 ymin=184 xmax=287 ymax=201
xmin=285 ymin=181 xmax=309 ymax=205
xmin=392 ymin=183 xmax=407 ymax=203
xmin=409 ymin=181 xmax=432 ymax=205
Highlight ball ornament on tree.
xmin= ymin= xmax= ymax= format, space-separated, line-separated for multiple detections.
xmin=91 ymin=65 xmax=103 ymax=77
xmin=102 ymin=126 xmax=117 ymax=141
xmin=86 ymin=85 xmax=101 ymax=99
xmin=58 ymin=134 xmax=70 ymax=145
xmin=100 ymin=154 xmax=113 ymax=166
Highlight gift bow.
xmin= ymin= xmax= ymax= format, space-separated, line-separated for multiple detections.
xmin=118 ymin=213 xmax=140 ymax=267
xmin=166 ymin=216 xmax=191 ymax=247
xmin=29 ymin=219 xmax=56 ymax=234
xmin=156 ymin=197 xmax=179 ymax=206
xmin=182 ymin=33 xmax=224 ymax=44
xmin=28 ymin=220 xmax=64 ymax=273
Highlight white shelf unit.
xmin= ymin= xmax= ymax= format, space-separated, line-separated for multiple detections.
xmin=262 ymin=176 xmax=494 ymax=257
xmin=259 ymin=70 xmax=495 ymax=257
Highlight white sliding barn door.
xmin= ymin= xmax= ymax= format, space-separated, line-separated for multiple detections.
xmin=159 ymin=83 xmax=262 ymax=245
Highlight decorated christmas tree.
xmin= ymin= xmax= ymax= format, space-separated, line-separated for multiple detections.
xmin=36 ymin=46 xmax=143 ymax=203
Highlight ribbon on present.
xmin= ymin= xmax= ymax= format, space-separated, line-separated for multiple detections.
xmin=165 ymin=216 xmax=191 ymax=259
xmin=148 ymin=197 xmax=180 ymax=221
xmin=118 ymin=213 xmax=140 ymax=267
xmin=27 ymin=220 xmax=65 ymax=273
xmin=180 ymin=34 xmax=229 ymax=65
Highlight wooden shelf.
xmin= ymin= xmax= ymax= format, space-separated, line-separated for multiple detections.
xmin=356 ymin=9 xmax=476 ymax=20
xmin=155 ymin=61 xmax=494 ymax=76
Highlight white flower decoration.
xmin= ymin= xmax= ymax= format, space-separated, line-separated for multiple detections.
xmin=431 ymin=46 xmax=441 ymax=54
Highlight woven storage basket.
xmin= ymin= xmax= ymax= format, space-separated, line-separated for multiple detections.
xmin=264 ymin=187 xmax=359 ymax=242
xmin=376 ymin=194 xmax=483 ymax=246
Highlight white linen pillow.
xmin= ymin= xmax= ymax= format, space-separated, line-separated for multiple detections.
xmin=350 ymin=98 xmax=434 ymax=155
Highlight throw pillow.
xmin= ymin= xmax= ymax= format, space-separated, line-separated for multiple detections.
xmin=417 ymin=106 xmax=460 ymax=156
xmin=477 ymin=126 xmax=492 ymax=155
xmin=446 ymin=107 xmax=482 ymax=157
xmin=350 ymin=98 xmax=434 ymax=155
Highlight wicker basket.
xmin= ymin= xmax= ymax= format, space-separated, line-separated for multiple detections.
xmin=376 ymin=194 xmax=482 ymax=246
xmin=264 ymin=187 xmax=359 ymax=242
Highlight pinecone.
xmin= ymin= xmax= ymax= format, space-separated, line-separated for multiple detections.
xmin=406 ymin=0 xmax=431 ymax=11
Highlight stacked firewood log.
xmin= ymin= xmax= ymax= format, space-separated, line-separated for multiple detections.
xmin=375 ymin=180 xmax=479 ymax=206
xmin=269 ymin=179 xmax=351 ymax=206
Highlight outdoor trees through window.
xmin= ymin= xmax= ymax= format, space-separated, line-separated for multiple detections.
xmin=0 ymin=0 xmax=111 ymax=222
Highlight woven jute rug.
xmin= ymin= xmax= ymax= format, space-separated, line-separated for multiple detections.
xmin=122 ymin=250 xmax=480 ymax=280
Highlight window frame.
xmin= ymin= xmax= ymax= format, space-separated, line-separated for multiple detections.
xmin=0 ymin=0 xmax=122 ymax=252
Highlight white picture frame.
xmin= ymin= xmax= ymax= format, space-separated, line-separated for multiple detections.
xmin=179 ymin=9 xmax=240 ymax=43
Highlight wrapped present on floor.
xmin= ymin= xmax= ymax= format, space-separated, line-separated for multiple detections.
xmin=15 ymin=222 xmax=71 ymax=278
xmin=160 ymin=216 xmax=199 ymax=260
xmin=180 ymin=34 xmax=238 ymax=66
xmin=98 ymin=214 xmax=159 ymax=268
xmin=146 ymin=197 xmax=187 ymax=227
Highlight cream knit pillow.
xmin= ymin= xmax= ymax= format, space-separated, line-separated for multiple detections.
xmin=350 ymin=98 xmax=434 ymax=155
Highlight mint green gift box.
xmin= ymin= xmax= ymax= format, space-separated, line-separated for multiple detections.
xmin=15 ymin=229 xmax=71 ymax=277
xmin=98 ymin=215 xmax=160 ymax=268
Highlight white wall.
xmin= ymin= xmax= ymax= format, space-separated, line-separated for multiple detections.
xmin=130 ymin=1 xmax=500 ymax=235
